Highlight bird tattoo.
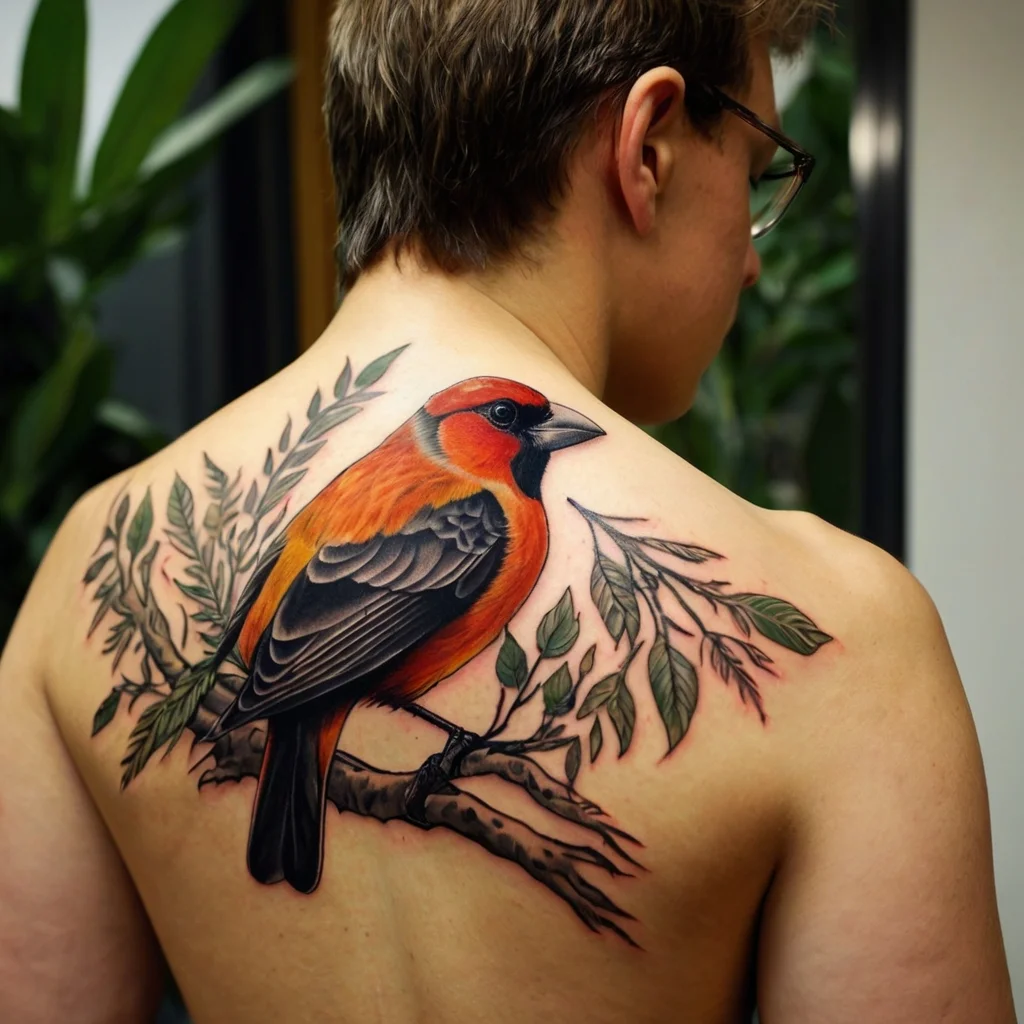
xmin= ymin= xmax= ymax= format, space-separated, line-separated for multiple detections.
xmin=204 ymin=378 xmax=605 ymax=893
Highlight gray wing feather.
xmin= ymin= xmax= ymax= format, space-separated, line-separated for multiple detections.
xmin=223 ymin=493 xmax=508 ymax=726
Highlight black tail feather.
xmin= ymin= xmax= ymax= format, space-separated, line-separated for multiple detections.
xmin=247 ymin=712 xmax=326 ymax=893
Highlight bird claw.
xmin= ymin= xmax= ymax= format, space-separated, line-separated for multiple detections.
xmin=405 ymin=728 xmax=480 ymax=825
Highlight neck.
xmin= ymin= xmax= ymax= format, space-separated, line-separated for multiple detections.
xmin=311 ymin=239 xmax=612 ymax=398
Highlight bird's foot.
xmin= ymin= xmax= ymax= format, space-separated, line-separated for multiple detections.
xmin=436 ymin=725 xmax=480 ymax=776
xmin=405 ymin=727 xmax=480 ymax=825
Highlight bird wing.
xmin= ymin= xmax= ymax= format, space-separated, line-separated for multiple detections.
xmin=225 ymin=492 xmax=508 ymax=725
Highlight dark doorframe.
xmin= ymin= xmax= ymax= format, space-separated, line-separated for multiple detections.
xmin=181 ymin=0 xmax=298 ymax=430
xmin=852 ymin=0 xmax=912 ymax=560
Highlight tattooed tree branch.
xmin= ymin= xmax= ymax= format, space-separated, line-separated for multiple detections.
xmin=196 ymin=723 xmax=641 ymax=946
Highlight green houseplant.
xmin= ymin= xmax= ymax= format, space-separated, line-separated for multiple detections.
xmin=654 ymin=35 xmax=858 ymax=531
xmin=0 ymin=0 xmax=292 ymax=639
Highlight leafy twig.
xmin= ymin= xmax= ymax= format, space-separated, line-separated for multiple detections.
xmin=568 ymin=498 xmax=833 ymax=755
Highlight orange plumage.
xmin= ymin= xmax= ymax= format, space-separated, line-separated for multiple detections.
xmin=207 ymin=377 xmax=603 ymax=892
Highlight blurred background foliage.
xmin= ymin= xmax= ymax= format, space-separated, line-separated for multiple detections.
xmin=0 ymin=0 xmax=291 ymax=638
xmin=653 ymin=33 xmax=859 ymax=532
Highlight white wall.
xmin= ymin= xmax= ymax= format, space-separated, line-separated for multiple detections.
xmin=909 ymin=0 xmax=1024 ymax=1004
xmin=0 ymin=0 xmax=174 ymax=186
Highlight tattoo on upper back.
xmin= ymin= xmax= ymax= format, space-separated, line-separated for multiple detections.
xmin=83 ymin=345 xmax=834 ymax=947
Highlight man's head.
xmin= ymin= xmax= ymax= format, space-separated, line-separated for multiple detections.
xmin=325 ymin=1 xmax=833 ymax=422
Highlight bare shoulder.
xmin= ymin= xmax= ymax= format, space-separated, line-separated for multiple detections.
xmin=0 ymin=475 xmax=165 ymax=1022
xmin=748 ymin=512 xmax=1015 ymax=1022
xmin=750 ymin=506 xmax=976 ymax=777
xmin=765 ymin=506 xmax=962 ymax=707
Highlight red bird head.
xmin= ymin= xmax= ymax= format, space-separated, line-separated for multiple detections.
xmin=417 ymin=378 xmax=604 ymax=498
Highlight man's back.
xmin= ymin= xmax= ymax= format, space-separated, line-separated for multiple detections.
xmin=1 ymin=272 xmax=1013 ymax=1021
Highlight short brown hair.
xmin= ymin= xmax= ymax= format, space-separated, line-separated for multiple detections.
xmin=325 ymin=0 xmax=833 ymax=290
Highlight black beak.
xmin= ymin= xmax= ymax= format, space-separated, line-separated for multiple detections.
xmin=530 ymin=403 xmax=606 ymax=452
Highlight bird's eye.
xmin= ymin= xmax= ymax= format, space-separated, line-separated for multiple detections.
xmin=488 ymin=402 xmax=519 ymax=428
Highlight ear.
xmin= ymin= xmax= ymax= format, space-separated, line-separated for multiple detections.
xmin=614 ymin=68 xmax=686 ymax=236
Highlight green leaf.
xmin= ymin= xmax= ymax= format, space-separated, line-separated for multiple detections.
xmin=308 ymin=389 xmax=322 ymax=420
xmin=565 ymin=736 xmax=581 ymax=784
xmin=606 ymin=681 xmax=636 ymax=757
xmin=278 ymin=416 xmax=292 ymax=452
xmin=355 ymin=345 xmax=409 ymax=389
xmin=590 ymin=553 xmax=641 ymax=646
xmin=495 ymin=629 xmax=527 ymax=690
xmin=589 ymin=717 xmax=603 ymax=762
xmin=578 ymin=644 xmax=596 ymax=680
xmin=243 ymin=481 xmax=258 ymax=514
xmin=280 ymin=439 xmax=327 ymax=470
xmin=536 ymin=588 xmax=580 ymax=658
xmin=91 ymin=689 xmax=121 ymax=736
xmin=176 ymin=581 xmax=215 ymax=606
xmin=59 ymin=171 xmax=198 ymax=285
xmin=125 ymin=488 xmax=154 ymax=558
xmin=334 ymin=358 xmax=352 ymax=399
xmin=577 ymin=672 xmax=618 ymax=718
xmin=302 ymin=405 xmax=361 ymax=442
xmin=167 ymin=473 xmax=195 ymax=534
xmin=139 ymin=59 xmax=293 ymax=179
xmin=0 ymin=323 xmax=98 ymax=519
xmin=89 ymin=0 xmax=247 ymax=199
xmin=19 ymin=0 xmax=86 ymax=233
xmin=114 ymin=495 xmax=130 ymax=533
xmin=259 ymin=470 xmax=306 ymax=516
xmin=97 ymin=400 xmax=165 ymax=454
xmin=648 ymin=634 xmax=699 ymax=752
xmin=13 ymin=337 xmax=113 ymax=502
xmin=120 ymin=663 xmax=217 ymax=787
xmin=203 ymin=452 xmax=228 ymax=489
xmin=87 ymin=587 xmax=117 ymax=637
xmin=727 ymin=593 xmax=833 ymax=655
xmin=264 ymin=448 xmax=274 ymax=476
xmin=83 ymin=551 xmax=112 ymax=584
xmin=0 ymin=106 xmax=45 ymax=248
xmin=542 ymin=663 xmax=573 ymax=714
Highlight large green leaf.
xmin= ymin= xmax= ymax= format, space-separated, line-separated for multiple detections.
xmin=19 ymin=0 xmax=87 ymax=233
xmin=606 ymin=680 xmax=636 ymax=757
xmin=648 ymin=635 xmax=698 ymax=752
xmin=590 ymin=553 xmax=640 ymax=646
xmin=30 ymin=341 xmax=113 ymax=484
xmin=0 ymin=322 xmax=98 ymax=520
xmin=536 ymin=588 xmax=580 ymax=658
xmin=88 ymin=0 xmax=247 ymax=200
xmin=140 ymin=59 xmax=293 ymax=179
xmin=495 ymin=629 xmax=528 ymax=690
xmin=541 ymin=663 xmax=573 ymax=714
xmin=577 ymin=672 xmax=618 ymax=719
xmin=125 ymin=489 xmax=154 ymax=559
xmin=355 ymin=345 xmax=410 ymax=389
xmin=0 ymin=106 xmax=44 ymax=251
xmin=728 ymin=594 xmax=833 ymax=656
xmin=61 ymin=172 xmax=199 ymax=288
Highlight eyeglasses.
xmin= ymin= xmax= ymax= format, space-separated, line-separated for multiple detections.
xmin=692 ymin=82 xmax=817 ymax=239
